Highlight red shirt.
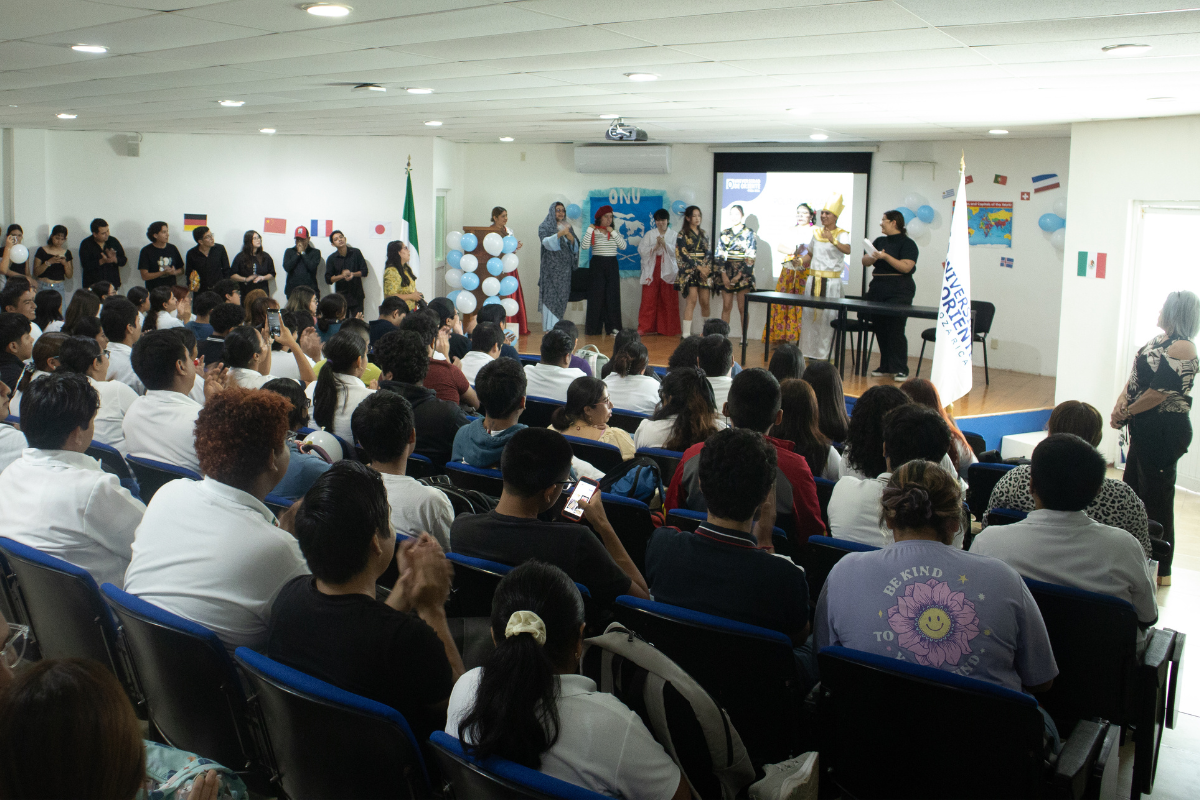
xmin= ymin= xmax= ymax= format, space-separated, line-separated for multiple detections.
xmin=424 ymin=359 xmax=469 ymax=404
xmin=665 ymin=434 xmax=825 ymax=540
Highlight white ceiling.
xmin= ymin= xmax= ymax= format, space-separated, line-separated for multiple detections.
xmin=2 ymin=0 xmax=1200 ymax=143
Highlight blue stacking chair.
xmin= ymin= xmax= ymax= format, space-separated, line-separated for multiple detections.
xmin=406 ymin=451 xmax=440 ymax=479
xmin=664 ymin=507 xmax=792 ymax=558
xmin=985 ymin=507 xmax=1027 ymax=527
xmin=599 ymin=493 xmax=656 ymax=574
xmin=635 ymin=447 xmax=683 ymax=484
xmin=519 ymin=395 xmax=563 ymax=429
xmin=797 ymin=535 xmax=879 ymax=604
xmin=563 ymin=435 xmax=624 ymax=474
xmin=608 ymin=408 xmax=651 ymax=435
xmin=236 ymin=648 xmax=432 ymax=800
xmin=124 ymin=455 xmax=201 ymax=503
xmin=966 ymin=462 xmax=1017 ymax=521
xmin=813 ymin=476 xmax=836 ymax=529
xmin=86 ymin=441 xmax=141 ymax=495
xmin=817 ymin=645 xmax=1115 ymax=799
xmin=446 ymin=553 xmax=592 ymax=619
xmin=263 ymin=493 xmax=295 ymax=517
xmin=613 ymin=595 xmax=805 ymax=766
xmin=445 ymin=461 xmax=505 ymax=497
xmin=429 ymin=731 xmax=609 ymax=800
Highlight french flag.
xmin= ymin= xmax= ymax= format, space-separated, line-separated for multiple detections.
xmin=1032 ymin=174 xmax=1060 ymax=193
xmin=309 ymin=219 xmax=334 ymax=238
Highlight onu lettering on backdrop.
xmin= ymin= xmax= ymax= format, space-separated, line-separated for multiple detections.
xmin=608 ymin=188 xmax=642 ymax=205
xmin=586 ymin=188 xmax=666 ymax=274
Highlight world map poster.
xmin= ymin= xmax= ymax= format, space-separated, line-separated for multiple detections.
xmin=966 ymin=201 xmax=1013 ymax=247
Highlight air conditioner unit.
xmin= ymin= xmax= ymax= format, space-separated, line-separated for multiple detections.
xmin=574 ymin=145 xmax=671 ymax=174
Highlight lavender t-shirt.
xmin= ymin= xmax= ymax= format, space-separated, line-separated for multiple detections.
xmin=815 ymin=540 xmax=1058 ymax=693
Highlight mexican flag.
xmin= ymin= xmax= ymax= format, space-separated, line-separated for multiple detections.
xmin=1077 ymin=251 xmax=1106 ymax=279
xmin=402 ymin=161 xmax=420 ymax=276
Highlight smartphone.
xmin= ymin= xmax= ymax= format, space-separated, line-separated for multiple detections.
xmin=267 ymin=309 xmax=282 ymax=338
xmin=560 ymin=477 xmax=599 ymax=522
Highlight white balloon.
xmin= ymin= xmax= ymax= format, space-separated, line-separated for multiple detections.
xmin=446 ymin=231 xmax=462 ymax=250
xmin=460 ymin=254 xmax=479 ymax=273
xmin=7 ymin=244 xmax=28 ymax=264
xmin=501 ymin=298 xmax=519 ymax=317
xmin=1049 ymin=228 xmax=1066 ymax=249
xmin=1051 ymin=197 xmax=1067 ymax=220
xmin=501 ymin=253 xmax=519 ymax=273
xmin=455 ymin=291 xmax=478 ymax=314
xmin=483 ymin=232 xmax=504 ymax=257
xmin=906 ymin=218 xmax=928 ymax=238
xmin=445 ymin=268 xmax=463 ymax=289
xmin=482 ymin=277 xmax=501 ymax=296
xmin=304 ymin=430 xmax=344 ymax=462
xmin=904 ymin=193 xmax=926 ymax=210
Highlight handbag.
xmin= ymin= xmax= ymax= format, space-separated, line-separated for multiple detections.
xmin=569 ymin=226 xmax=596 ymax=300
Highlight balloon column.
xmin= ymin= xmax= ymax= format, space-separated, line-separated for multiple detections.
xmin=443 ymin=228 xmax=520 ymax=316
xmin=1039 ymin=197 xmax=1067 ymax=248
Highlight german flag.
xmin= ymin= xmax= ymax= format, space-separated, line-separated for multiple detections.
xmin=183 ymin=213 xmax=207 ymax=232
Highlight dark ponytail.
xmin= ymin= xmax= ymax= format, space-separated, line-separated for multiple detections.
xmin=550 ymin=376 xmax=606 ymax=431
xmin=653 ymin=366 xmax=720 ymax=452
xmin=883 ymin=209 xmax=907 ymax=237
xmin=609 ymin=341 xmax=648 ymax=379
xmin=312 ymin=330 xmax=366 ymax=431
xmin=142 ymin=287 xmax=173 ymax=332
xmin=459 ymin=561 xmax=585 ymax=768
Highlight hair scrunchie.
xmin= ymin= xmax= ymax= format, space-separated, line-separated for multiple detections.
xmin=504 ymin=610 xmax=547 ymax=646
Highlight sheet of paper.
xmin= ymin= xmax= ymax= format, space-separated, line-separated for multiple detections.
xmin=863 ymin=238 xmax=880 ymax=257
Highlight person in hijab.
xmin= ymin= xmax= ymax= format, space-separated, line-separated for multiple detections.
xmin=537 ymin=202 xmax=578 ymax=331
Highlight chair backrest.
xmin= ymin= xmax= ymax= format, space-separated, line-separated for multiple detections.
xmin=429 ymin=731 xmax=609 ymax=800
xmin=818 ymin=645 xmax=1044 ymax=799
xmin=608 ymin=408 xmax=650 ymax=435
xmin=600 ymin=493 xmax=655 ymax=574
xmin=613 ymin=596 xmax=804 ymax=766
xmin=125 ymin=455 xmax=202 ymax=503
xmin=798 ymin=535 xmax=879 ymax=605
xmin=334 ymin=434 xmax=358 ymax=461
xmin=236 ymin=648 xmax=431 ymax=800
xmin=86 ymin=440 xmax=135 ymax=481
xmin=813 ymin=476 xmax=837 ymax=530
xmin=406 ymin=452 xmax=440 ymax=479
xmin=100 ymin=583 xmax=257 ymax=771
xmin=965 ymin=462 xmax=1016 ymax=521
xmin=665 ymin=507 xmax=704 ymax=531
xmin=518 ymin=395 xmax=562 ymax=429
xmin=971 ymin=300 xmax=996 ymax=335
xmin=563 ymin=435 xmax=625 ymax=474
xmin=263 ymin=494 xmax=294 ymax=517
xmin=1022 ymin=578 xmax=1139 ymax=726
xmin=985 ymin=507 xmax=1027 ymax=527
xmin=635 ymin=447 xmax=683 ymax=484
xmin=445 ymin=553 xmax=511 ymax=618
xmin=445 ymin=461 xmax=506 ymax=498
xmin=960 ymin=430 xmax=987 ymax=457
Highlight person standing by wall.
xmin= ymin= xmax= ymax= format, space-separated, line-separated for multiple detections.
xmin=78 ymin=219 xmax=127 ymax=289
xmin=33 ymin=225 xmax=73 ymax=301
xmin=232 ymin=230 xmax=276 ymax=293
xmin=636 ymin=208 xmax=680 ymax=336
xmin=138 ymin=222 xmax=184 ymax=291
xmin=537 ymin=202 xmax=577 ymax=331
xmin=581 ymin=205 xmax=626 ymax=336
xmin=283 ymin=226 xmax=322 ymax=298
xmin=184 ymin=226 xmax=231 ymax=294
xmin=861 ymin=210 xmax=919 ymax=380
xmin=714 ymin=204 xmax=756 ymax=327
xmin=324 ymin=230 xmax=367 ymax=318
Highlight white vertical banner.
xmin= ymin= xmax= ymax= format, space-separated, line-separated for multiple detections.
xmin=930 ymin=159 xmax=973 ymax=403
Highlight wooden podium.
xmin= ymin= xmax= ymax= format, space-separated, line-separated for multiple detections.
xmin=461 ymin=224 xmax=504 ymax=325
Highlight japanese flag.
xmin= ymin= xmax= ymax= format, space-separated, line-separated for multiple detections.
xmin=370 ymin=221 xmax=392 ymax=239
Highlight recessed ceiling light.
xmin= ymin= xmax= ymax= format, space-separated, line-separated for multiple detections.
xmin=424 ymin=120 xmax=443 ymax=126
xmin=305 ymin=3 xmax=352 ymax=17
xmin=260 ymin=128 xmax=276 ymax=134
xmin=625 ymin=73 xmax=658 ymax=82
xmin=1102 ymin=43 xmax=1152 ymax=56
xmin=218 ymin=100 xmax=244 ymax=107
xmin=1148 ymin=96 xmax=1174 ymax=101
xmin=499 ymin=136 xmax=514 ymax=142
xmin=809 ymin=133 xmax=828 ymax=141
xmin=599 ymin=113 xmax=621 ymax=119
xmin=71 ymin=44 xmax=107 ymax=54
xmin=989 ymin=129 xmax=1009 ymax=135
xmin=352 ymin=83 xmax=386 ymax=93
xmin=56 ymin=113 xmax=77 ymax=119
xmin=406 ymin=87 xmax=433 ymax=94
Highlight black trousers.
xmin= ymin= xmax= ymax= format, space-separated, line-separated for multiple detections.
xmin=1124 ymin=411 xmax=1192 ymax=575
xmin=865 ymin=278 xmax=915 ymax=373
xmin=585 ymin=255 xmax=622 ymax=335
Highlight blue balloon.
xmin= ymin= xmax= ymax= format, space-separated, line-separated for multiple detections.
xmin=897 ymin=207 xmax=916 ymax=224
xmin=499 ymin=275 xmax=519 ymax=296
xmin=916 ymin=204 xmax=935 ymax=224
xmin=446 ymin=249 xmax=462 ymax=268
xmin=483 ymin=296 xmax=503 ymax=306
xmin=460 ymin=233 xmax=478 ymax=252
xmin=502 ymin=235 xmax=518 ymax=254
xmin=447 ymin=290 xmax=461 ymax=305
xmin=460 ymin=272 xmax=480 ymax=291
xmin=1038 ymin=213 xmax=1065 ymax=232
xmin=671 ymin=200 xmax=687 ymax=216
xmin=487 ymin=257 xmax=504 ymax=276
xmin=565 ymin=204 xmax=582 ymax=220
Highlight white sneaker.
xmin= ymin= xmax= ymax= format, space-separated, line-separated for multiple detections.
xmin=870 ymin=369 xmax=889 ymax=377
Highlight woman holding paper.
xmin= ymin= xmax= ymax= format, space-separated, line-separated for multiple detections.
xmin=799 ymin=195 xmax=851 ymax=360
xmin=862 ymin=210 xmax=919 ymax=380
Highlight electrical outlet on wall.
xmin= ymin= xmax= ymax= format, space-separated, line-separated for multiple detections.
xmin=989 ymin=337 xmax=999 ymax=350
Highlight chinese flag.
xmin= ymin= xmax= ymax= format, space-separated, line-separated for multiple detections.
xmin=263 ymin=217 xmax=287 ymax=234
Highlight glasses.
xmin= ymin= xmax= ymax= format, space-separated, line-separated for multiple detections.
xmin=2 ymin=624 xmax=30 ymax=669
xmin=101 ymin=349 xmax=110 ymax=358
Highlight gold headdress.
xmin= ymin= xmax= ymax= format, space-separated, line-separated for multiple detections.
xmin=822 ymin=194 xmax=845 ymax=218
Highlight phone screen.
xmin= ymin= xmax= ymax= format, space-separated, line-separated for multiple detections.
xmin=267 ymin=309 xmax=282 ymax=338
xmin=561 ymin=478 xmax=599 ymax=521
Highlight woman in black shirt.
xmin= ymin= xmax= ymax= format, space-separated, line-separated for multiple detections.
xmin=138 ymin=221 xmax=184 ymax=290
xmin=232 ymin=230 xmax=276 ymax=290
xmin=861 ymin=210 xmax=919 ymax=379
xmin=33 ymin=225 xmax=73 ymax=300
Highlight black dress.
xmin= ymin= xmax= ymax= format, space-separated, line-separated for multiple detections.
xmin=866 ymin=233 xmax=919 ymax=374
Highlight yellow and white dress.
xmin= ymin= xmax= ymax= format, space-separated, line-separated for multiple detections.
xmin=799 ymin=226 xmax=849 ymax=360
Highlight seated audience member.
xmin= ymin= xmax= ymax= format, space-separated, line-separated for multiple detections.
xmin=817 ymin=459 xmax=1059 ymax=695
xmin=702 ymin=318 xmax=743 ymax=375
xmin=475 ymin=303 xmax=521 ymax=360
xmin=601 ymin=329 xmax=658 ymax=380
xmin=34 ymin=289 xmax=63 ymax=333
xmin=647 ymin=429 xmax=814 ymax=672
xmin=125 ymin=387 xmax=309 ymax=651
xmin=840 ymin=384 xmax=910 ymax=479
xmin=459 ymin=322 xmax=503 ymax=385
xmin=1 ymin=282 xmax=41 ymax=341
xmin=985 ymin=400 xmax=1153 ymax=557
xmin=428 ymin=296 xmax=471 ymax=360
xmin=171 ymin=327 xmax=209 ymax=406
xmin=57 ymin=335 xmax=139 ymax=452
xmin=447 ymin=561 xmax=687 ymax=800
xmin=141 ymin=286 xmax=183 ymax=331
xmin=633 ymin=366 xmax=723 ymax=451
xmin=666 ymin=368 xmax=824 ymax=540
xmin=773 ymin=378 xmax=842 ymax=481
xmin=0 ymin=373 xmax=144 ymax=588
xmin=552 ymin=319 xmax=593 ymax=376
xmin=127 ymin=285 xmax=149 ymax=326
xmin=224 ymin=323 xmax=315 ymax=389
xmin=551 ymin=376 xmax=635 ymax=461
xmin=89 ymin=279 xmax=117 ymax=299
xmin=603 ymin=342 xmax=660 ymax=415
xmin=197 ymin=302 xmax=245 ymax=366
xmin=698 ymin=333 xmax=734 ymax=418
xmin=186 ymin=290 xmax=220 ymax=341
xmin=375 ymin=330 xmax=469 ymax=467
xmin=124 ymin=330 xmax=223 ymax=472
xmin=269 ymin=462 xmax=463 ymax=744
xmin=316 ymin=293 xmax=348 ymax=343
xmin=262 ymin=377 xmax=331 ymax=500
xmin=802 ymin=359 xmax=851 ymax=443
xmin=973 ymin=434 xmax=1157 ymax=642
xmin=59 ymin=288 xmax=102 ymax=336
xmin=369 ymin=295 xmax=408 ymax=347
xmin=0 ymin=381 xmax=26 ymax=471
xmin=269 ymin=310 xmax=316 ymax=383
xmin=212 ymin=277 xmax=241 ymax=307
xmin=828 ymin=404 xmax=956 ymax=548
xmin=0 ymin=312 xmax=33 ymax=396
xmin=100 ymin=297 xmax=144 ymax=394
xmin=73 ymin=314 xmax=107 ymax=349
xmin=450 ymin=427 xmax=649 ymax=604
xmin=352 ymin=392 xmax=454 ymax=550
xmin=768 ymin=343 xmax=804 ymax=384
xmin=401 ymin=310 xmax=478 ymax=407
xmin=10 ymin=332 xmax=68 ymax=411
xmin=306 ymin=329 xmax=375 ymax=443
xmin=900 ymin=377 xmax=977 ymax=479
xmin=315 ymin=317 xmax=381 ymax=385
xmin=524 ymin=329 xmax=585 ymax=402
xmin=452 ymin=357 xmax=527 ymax=467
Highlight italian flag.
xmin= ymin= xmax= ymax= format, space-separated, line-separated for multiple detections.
xmin=1077 ymin=251 xmax=1106 ymax=279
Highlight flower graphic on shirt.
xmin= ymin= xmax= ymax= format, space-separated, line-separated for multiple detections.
xmin=887 ymin=579 xmax=980 ymax=667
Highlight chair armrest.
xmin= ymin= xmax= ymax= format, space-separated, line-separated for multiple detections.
xmin=1147 ymin=520 xmax=1163 ymax=539
xmin=1051 ymin=718 xmax=1111 ymax=799
xmin=1150 ymin=538 xmax=1171 ymax=563
xmin=1165 ymin=630 xmax=1185 ymax=730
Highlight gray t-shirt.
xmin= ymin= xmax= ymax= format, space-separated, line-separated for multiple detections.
xmin=816 ymin=540 xmax=1058 ymax=693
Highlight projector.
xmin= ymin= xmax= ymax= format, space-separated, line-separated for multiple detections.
xmin=605 ymin=118 xmax=648 ymax=142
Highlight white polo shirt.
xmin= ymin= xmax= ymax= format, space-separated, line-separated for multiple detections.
xmin=89 ymin=377 xmax=140 ymax=453
xmin=708 ymin=375 xmax=733 ymax=421
xmin=0 ymin=424 xmax=26 ymax=473
xmin=156 ymin=312 xmax=184 ymax=330
xmin=228 ymin=367 xmax=274 ymax=390
xmin=828 ymin=472 xmax=964 ymax=549
xmin=0 ymin=448 xmax=145 ymax=589
xmin=447 ymin=668 xmax=681 ymax=800
xmin=304 ymin=374 xmax=374 ymax=441
xmin=124 ymin=477 xmax=309 ymax=652
xmin=269 ymin=350 xmax=313 ymax=384
xmin=632 ymin=416 xmax=727 ymax=451
xmin=524 ymin=363 xmax=586 ymax=403
xmin=122 ymin=389 xmax=203 ymax=472
xmin=458 ymin=350 xmax=495 ymax=385
xmin=106 ymin=342 xmax=145 ymax=395
xmin=603 ymin=373 xmax=661 ymax=416
xmin=381 ymin=472 xmax=454 ymax=551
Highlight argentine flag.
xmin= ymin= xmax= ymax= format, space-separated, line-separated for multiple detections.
xmin=930 ymin=159 xmax=973 ymax=404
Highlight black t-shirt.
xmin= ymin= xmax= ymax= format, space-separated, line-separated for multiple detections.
xmin=870 ymin=234 xmax=919 ymax=278
xmin=197 ymin=336 xmax=225 ymax=366
xmin=449 ymin=332 xmax=471 ymax=361
xmin=378 ymin=380 xmax=470 ymax=467
xmin=267 ymin=576 xmax=454 ymax=744
xmin=34 ymin=247 xmax=72 ymax=281
xmin=185 ymin=244 xmax=231 ymax=292
xmin=450 ymin=511 xmax=632 ymax=606
xmin=79 ymin=235 xmax=127 ymax=288
xmin=139 ymin=243 xmax=184 ymax=290
xmin=325 ymin=247 xmax=368 ymax=304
